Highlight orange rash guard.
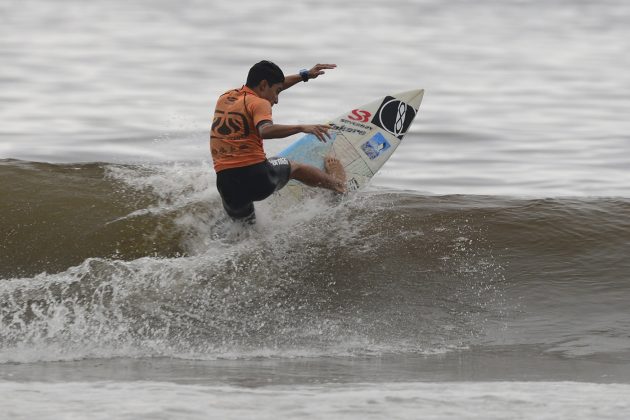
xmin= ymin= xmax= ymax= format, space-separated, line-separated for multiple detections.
xmin=210 ymin=86 xmax=273 ymax=172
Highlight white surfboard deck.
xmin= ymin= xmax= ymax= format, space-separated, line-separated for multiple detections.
xmin=275 ymin=89 xmax=424 ymax=201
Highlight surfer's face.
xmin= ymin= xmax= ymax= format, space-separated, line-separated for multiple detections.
xmin=260 ymin=81 xmax=283 ymax=106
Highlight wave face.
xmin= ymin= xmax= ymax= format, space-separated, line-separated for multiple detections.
xmin=1 ymin=160 xmax=629 ymax=362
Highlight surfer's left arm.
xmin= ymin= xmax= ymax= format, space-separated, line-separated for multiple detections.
xmin=259 ymin=123 xmax=332 ymax=143
xmin=282 ymin=64 xmax=337 ymax=90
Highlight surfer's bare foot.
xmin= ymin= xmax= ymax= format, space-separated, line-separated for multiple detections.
xmin=324 ymin=156 xmax=347 ymax=193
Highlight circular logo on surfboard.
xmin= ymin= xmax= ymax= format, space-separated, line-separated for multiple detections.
xmin=370 ymin=97 xmax=416 ymax=139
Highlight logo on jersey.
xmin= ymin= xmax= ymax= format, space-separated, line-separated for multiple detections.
xmin=370 ymin=97 xmax=415 ymax=139
xmin=212 ymin=110 xmax=249 ymax=140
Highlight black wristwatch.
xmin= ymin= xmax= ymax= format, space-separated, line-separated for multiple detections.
xmin=299 ymin=69 xmax=310 ymax=82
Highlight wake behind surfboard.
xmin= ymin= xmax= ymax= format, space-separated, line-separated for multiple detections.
xmin=275 ymin=89 xmax=423 ymax=201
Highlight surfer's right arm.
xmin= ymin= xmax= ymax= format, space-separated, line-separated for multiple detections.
xmin=281 ymin=64 xmax=337 ymax=91
xmin=258 ymin=122 xmax=333 ymax=143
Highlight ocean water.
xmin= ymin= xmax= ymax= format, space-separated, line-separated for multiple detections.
xmin=2 ymin=0 xmax=630 ymax=418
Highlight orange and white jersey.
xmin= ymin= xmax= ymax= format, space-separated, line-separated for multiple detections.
xmin=210 ymin=86 xmax=272 ymax=172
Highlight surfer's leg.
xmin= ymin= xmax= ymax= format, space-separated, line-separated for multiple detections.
xmin=217 ymin=184 xmax=256 ymax=223
xmin=289 ymin=157 xmax=346 ymax=193
xmin=216 ymin=165 xmax=260 ymax=223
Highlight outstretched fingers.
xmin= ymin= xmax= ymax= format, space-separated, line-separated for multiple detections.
xmin=309 ymin=63 xmax=337 ymax=79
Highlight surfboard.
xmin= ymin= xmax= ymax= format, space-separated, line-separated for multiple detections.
xmin=275 ymin=89 xmax=424 ymax=200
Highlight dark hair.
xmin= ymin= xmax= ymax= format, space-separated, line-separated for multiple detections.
xmin=246 ymin=60 xmax=285 ymax=89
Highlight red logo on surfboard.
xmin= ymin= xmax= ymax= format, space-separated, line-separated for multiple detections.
xmin=348 ymin=109 xmax=371 ymax=123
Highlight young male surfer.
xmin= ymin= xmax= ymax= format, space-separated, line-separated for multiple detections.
xmin=210 ymin=61 xmax=346 ymax=222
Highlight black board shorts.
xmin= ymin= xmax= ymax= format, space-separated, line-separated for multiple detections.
xmin=216 ymin=157 xmax=291 ymax=220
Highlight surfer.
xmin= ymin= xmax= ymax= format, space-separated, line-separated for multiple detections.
xmin=210 ymin=60 xmax=346 ymax=222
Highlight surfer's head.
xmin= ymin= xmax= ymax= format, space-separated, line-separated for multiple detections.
xmin=246 ymin=60 xmax=285 ymax=106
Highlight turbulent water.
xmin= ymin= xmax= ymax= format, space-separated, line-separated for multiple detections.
xmin=2 ymin=0 xmax=630 ymax=418
xmin=2 ymin=160 xmax=629 ymax=364
xmin=2 ymin=159 xmax=630 ymax=417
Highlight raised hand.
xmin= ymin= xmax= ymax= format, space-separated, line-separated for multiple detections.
xmin=307 ymin=64 xmax=337 ymax=80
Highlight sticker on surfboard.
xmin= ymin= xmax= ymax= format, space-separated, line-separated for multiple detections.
xmin=361 ymin=132 xmax=391 ymax=160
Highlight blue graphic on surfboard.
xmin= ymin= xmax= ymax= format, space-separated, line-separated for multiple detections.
xmin=361 ymin=132 xmax=391 ymax=160
xmin=276 ymin=89 xmax=424 ymax=200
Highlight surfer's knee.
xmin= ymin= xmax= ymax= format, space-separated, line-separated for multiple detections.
xmin=289 ymin=160 xmax=305 ymax=178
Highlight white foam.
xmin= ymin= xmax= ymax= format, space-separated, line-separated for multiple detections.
xmin=0 ymin=183 xmax=427 ymax=363
xmin=2 ymin=160 xmax=501 ymax=363
xmin=1 ymin=381 xmax=629 ymax=420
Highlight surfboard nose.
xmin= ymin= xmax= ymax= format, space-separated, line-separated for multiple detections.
xmin=393 ymin=89 xmax=424 ymax=110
